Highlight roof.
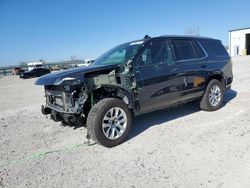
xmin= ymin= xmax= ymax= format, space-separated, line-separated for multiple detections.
xmin=229 ymin=27 xmax=250 ymax=32
xmin=129 ymin=35 xmax=215 ymax=44
xmin=110 ymin=35 xmax=219 ymax=50
xmin=158 ymin=35 xmax=213 ymax=40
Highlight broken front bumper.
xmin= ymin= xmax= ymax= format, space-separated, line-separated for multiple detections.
xmin=41 ymin=88 xmax=87 ymax=124
xmin=41 ymin=105 xmax=83 ymax=124
xmin=42 ymin=89 xmax=87 ymax=115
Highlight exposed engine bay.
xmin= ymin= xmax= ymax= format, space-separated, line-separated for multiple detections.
xmin=40 ymin=64 xmax=137 ymax=126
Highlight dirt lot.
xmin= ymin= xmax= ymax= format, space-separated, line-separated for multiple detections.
xmin=0 ymin=56 xmax=250 ymax=188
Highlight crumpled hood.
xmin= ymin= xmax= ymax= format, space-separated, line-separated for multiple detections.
xmin=35 ymin=64 xmax=118 ymax=86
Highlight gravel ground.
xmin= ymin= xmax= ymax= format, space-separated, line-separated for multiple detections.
xmin=0 ymin=56 xmax=250 ymax=188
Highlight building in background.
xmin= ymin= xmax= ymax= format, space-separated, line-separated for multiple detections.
xmin=229 ymin=27 xmax=250 ymax=57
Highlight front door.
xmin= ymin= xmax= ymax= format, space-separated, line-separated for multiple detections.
xmin=133 ymin=39 xmax=183 ymax=113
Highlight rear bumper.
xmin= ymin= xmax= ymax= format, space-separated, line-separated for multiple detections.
xmin=225 ymin=84 xmax=231 ymax=91
xmin=225 ymin=76 xmax=233 ymax=90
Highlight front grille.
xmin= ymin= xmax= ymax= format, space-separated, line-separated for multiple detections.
xmin=44 ymin=89 xmax=83 ymax=114
xmin=54 ymin=97 xmax=63 ymax=107
xmin=46 ymin=89 xmax=65 ymax=107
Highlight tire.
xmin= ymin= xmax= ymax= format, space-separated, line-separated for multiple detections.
xmin=86 ymin=98 xmax=132 ymax=147
xmin=200 ymin=79 xmax=225 ymax=111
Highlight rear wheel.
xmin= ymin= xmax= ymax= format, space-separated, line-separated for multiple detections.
xmin=200 ymin=79 xmax=225 ymax=111
xmin=87 ymin=98 xmax=132 ymax=147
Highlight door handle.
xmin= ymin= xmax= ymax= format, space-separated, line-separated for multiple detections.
xmin=201 ymin=64 xmax=207 ymax=68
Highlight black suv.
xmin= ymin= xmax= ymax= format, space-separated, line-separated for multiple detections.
xmin=36 ymin=35 xmax=233 ymax=147
xmin=20 ymin=68 xmax=51 ymax=79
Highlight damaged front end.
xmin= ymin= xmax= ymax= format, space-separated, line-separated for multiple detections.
xmin=35 ymin=66 xmax=99 ymax=125
xmin=41 ymin=84 xmax=88 ymax=125
xmin=36 ymin=63 xmax=133 ymax=126
xmin=36 ymin=40 xmax=144 ymax=127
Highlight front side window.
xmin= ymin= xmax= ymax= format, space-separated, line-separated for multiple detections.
xmin=92 ymin=41 xmax=143 ymax=66
xmin=172 ymin=39 xmax=196 ymax=61
xmin=137 ymin=40 xmax=173 ymax=66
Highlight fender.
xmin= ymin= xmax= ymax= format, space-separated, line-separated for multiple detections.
xmin=205 ymin=70 xmax=225 ymax=86
xmin=98 ymin=84 xmax=135 ymax=109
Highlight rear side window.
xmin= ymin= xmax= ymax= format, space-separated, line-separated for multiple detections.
xmin=199 ymin=39 xmax=228 ymax=57
xmin=192 ymin=41 xmax=206 ymax=58
xmin=172 ymin=40 xmax=196 ymax=61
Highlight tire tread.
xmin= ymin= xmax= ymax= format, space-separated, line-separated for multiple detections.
xmin=200 ymin=79 xmax=225 ymax=111
xmin=86 ymin=98 xmax=132 ymax=147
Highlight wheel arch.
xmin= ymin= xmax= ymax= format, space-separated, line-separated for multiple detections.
xmin=92 ymin=84 xmax=135 ymax=109
xmin=206 ymin=71 xmax=226 ymax=88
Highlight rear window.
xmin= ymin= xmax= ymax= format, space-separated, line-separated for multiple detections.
xmin=199 ymin=39 xmax=228 ymax=57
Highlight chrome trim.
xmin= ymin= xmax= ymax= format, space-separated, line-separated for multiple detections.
xmin=197 ymin=40 xmax=209 ymax=57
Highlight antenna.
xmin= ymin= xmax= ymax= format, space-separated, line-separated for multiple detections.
xmin=144 ymin=35 xmax=150 ymax=39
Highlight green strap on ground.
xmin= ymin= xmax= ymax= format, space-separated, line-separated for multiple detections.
xmin=0 ymin=142 xmax=96 ymax=169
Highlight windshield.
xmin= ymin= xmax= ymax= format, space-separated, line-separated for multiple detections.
xmin=92 ymin=41 xmax=144 ymax=66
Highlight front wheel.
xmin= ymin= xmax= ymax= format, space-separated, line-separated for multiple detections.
xmin=200 ymin=79 xmax=225 ymax=111
xmin=86 ymin=98 xmax=132 ymax=147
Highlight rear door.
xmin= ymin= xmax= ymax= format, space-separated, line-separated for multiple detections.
xmin=170 ymin=39 xmax=208 ymax=101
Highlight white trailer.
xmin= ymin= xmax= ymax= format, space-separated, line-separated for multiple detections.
xmin=27 ymin=62 xmax=44 ymax=71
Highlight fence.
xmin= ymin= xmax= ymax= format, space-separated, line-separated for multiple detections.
xmin=0 ymin=66 xmax=19 ymax=76
xmin=0 ymin=68 xmax=10 ymax=76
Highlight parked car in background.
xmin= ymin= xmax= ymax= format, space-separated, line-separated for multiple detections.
xmin=27 ymin=62 xmax=45 ymax=71
xmin=77 ymin=63 xmax=89 ymax=67
xmin=20 ymin=68 xmax=50 ymax=79
xmin=36 ymin=35 xmax=233 ymax=147
xmin=50 ymin=64 xmax=61 ymax=71
xmin=77 ymin=59 xmax=95 ymax=67
xmin=12 ymin=67 xmax=25 ymax=75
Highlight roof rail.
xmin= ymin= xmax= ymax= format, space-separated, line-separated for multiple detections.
xmin=144 ymin=35 xmax=150 ymax=39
